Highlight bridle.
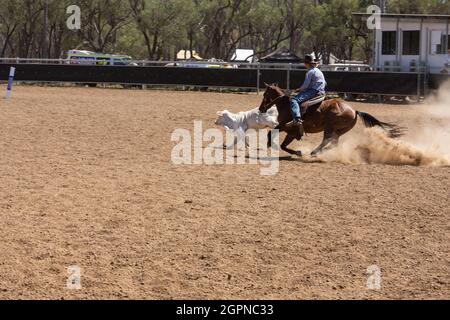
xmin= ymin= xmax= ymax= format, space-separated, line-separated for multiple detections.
xmin=260 ymin=95 xmax=285 ymax=113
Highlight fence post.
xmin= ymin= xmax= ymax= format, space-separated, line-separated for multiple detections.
xmin=256 ymin=64 xmax=260 ymax=95
xmin=5 ymin=67 xmax=16 ymax=99
xmin=417 ymin=69 xmax=421 ymax=102
xmin=423 ymin=66 xmax=428 ymax=98
xmin=286 ymin=64 xmax=291 ymax=91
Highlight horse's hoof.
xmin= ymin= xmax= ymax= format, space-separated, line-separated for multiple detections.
xmin=294 ymin=151 xmax=303 ymax=157
xmin=310 ymin=152 xmax=319 ymax=158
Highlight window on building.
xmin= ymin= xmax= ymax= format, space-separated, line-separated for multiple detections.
xmin=437 ymin=34 xmax=450 ymax=54
xmin=382 ymin=31 xmax=397 ymax=55
xmin=430 ymin=31 xmax=450 ymax=54
xmin=402 ymin=31 xmax=420 ymax=55
xmin=431 ymin=31 xmax=442 ymax=54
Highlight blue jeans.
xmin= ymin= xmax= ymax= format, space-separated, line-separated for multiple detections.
xmin=290 ymin=88 xmax=319 ymax=121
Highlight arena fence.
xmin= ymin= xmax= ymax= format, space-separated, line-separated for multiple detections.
xmin=0 ymin=58 xmax=443 ymax=98
xmin=428 ymin=73 xmax=450 ymax=90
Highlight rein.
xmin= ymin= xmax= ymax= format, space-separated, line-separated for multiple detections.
xmin=260 ymin=95 xmax=285 ymax=112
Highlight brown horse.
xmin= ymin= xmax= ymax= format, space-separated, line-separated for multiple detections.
xmin=259 ymin=84 xmax=404 ymax=157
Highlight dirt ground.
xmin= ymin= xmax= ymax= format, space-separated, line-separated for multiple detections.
xmin=0 ymin=86 xmax=448 ymax=300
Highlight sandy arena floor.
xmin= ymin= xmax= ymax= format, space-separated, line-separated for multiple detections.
xmin=0 ymin=86 xmax=448 ymax=300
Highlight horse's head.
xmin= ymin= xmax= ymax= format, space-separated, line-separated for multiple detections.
xmin=259 ymin=83 xmax=285 ymax=113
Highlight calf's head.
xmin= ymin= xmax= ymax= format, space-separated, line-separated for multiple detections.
xmin=258 ymin=111 xmax=279 ymax=128
xmin=215 ymin=110 xmax=235 ymax=130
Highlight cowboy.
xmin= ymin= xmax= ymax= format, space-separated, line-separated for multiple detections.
xmin=286 ymin=54 xmax=327 ymax=135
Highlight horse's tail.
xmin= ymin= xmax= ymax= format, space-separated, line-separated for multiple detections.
xmin=356 ymin=111 xmax=405 ymax=138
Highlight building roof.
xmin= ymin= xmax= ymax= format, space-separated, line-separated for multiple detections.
xmin=353 ymin=13 xmax=450 ymax=20
xmin=260 ymin=46 xmax=302 ymax=63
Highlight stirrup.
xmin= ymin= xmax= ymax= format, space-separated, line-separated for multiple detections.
xmin=286 ymin=119 xmax=303 ymax=128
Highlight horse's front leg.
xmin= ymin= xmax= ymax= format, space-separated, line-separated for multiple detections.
xmin=281 ymin=135 xmax=302 ymax=157
xmin=267 ymin=125 xmax=282 ymax=148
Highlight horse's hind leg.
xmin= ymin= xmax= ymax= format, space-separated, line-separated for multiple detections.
xmin=311 ymin=130 xmax=339 ymax=157
xmin=311 ymin=123 xmax=356 ymax=156
xmin=281 ymin=135 xmax=302 ymax=157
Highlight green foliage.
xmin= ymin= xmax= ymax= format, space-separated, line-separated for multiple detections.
xmin=0 ymin=0 xmax=448 ymax=61
xmin=387 ymin=0 xmax=449 ymax=13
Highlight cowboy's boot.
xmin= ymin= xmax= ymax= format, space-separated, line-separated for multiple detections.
xmin=285 ymin=119 xmax=305 ymax=137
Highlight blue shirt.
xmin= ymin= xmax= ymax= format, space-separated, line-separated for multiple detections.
xmin=300 ymin=67 xmax=327 ymax=93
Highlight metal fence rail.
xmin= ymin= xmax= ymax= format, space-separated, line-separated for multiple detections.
xmin=0 ymin=57 xmax=304 ymax=70
xmin=0 ymin=59 xmax=437 ymax=98
xmin=428 ymin=73 xmax=450 ymax=90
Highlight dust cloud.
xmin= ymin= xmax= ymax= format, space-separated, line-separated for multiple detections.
xmin=317 ymin=83 xmax=450 ymax=166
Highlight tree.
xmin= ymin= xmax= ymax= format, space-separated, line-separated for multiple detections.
xmin=387 ymin=0 xmax=450 ymax=14
xmin=77 ymin=0 xmax=132 ymax=53
xmin=0 ymin=0 xmax=382 ymax=62
xmin=0 ymin=0 xmax=21 ymax=57
xmin=130 ymin=0 xmax=187 ymax=60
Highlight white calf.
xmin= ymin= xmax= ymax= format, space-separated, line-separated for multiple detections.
xmin=215 ymin=106 xmax=279 ymax=131
xmin=215 ymin=107 xmax=279 ymax=148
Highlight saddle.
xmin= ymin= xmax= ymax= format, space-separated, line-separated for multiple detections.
xmin=300 ymin=94 xmax=326 ymax=115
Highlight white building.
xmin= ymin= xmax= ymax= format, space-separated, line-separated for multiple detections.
xmin=355 ymin=13 xmax=450 ymax=74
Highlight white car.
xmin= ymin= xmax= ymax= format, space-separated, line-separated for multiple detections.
xmin=166 ymin=58 xmax=237 ymax=69
xmin=326 ymin=63 xmax=372 ymax=72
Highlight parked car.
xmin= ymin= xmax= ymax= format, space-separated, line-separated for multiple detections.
xmin=166 ymin=58 xmax=237 ymax=69
xmin=66 ymin=50 xmax=137 ymax=88
xmin=66 ymin=50 xmax=133 ymax=66
xmin=326 ymin=63 xmax=372 ymax=72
